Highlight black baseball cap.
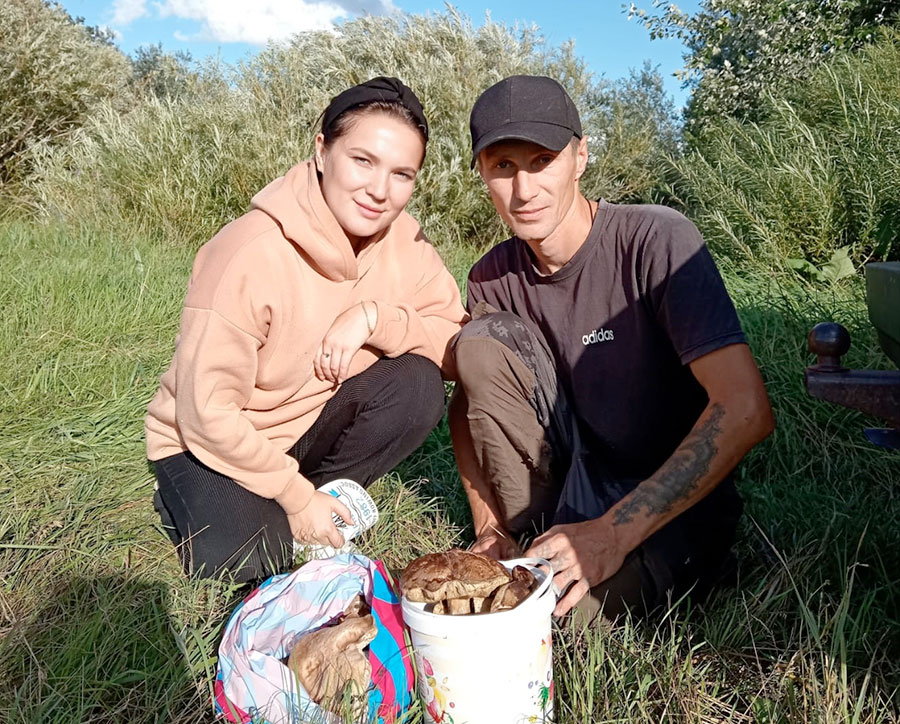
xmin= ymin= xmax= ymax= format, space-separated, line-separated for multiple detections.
xmin=469 ymin=75 xmax=583 ymax=168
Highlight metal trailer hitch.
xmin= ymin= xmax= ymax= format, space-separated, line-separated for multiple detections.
xmin=804 ymin=262 xmax=900 ymax=450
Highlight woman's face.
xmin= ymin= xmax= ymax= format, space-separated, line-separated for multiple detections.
xmin=315 ymin=112 xmax=425 ymax=246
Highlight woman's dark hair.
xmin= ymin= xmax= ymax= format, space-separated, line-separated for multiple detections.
xmin=321 ymin=100 xmax=428 ymax=149
xmin=319 ymin=77 xmax=429 ymax=156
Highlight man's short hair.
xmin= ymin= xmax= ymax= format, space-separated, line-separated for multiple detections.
xmin=469 ymin=75 xmax=583 ymax=168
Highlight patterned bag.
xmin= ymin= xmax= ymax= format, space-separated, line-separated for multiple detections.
xmin=214 ymin=553 xmax=414 ymax=724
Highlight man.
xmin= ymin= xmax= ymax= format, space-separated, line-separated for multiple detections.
xmin=449 ymin=75 xmax=774 ymax=622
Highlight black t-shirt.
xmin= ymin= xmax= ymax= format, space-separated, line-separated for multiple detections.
xmin=467 ymin=200 xmax=746 ymax=482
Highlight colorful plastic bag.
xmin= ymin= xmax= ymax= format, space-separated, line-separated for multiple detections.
xmin=214 ymin=553 xmax=414 ymax=724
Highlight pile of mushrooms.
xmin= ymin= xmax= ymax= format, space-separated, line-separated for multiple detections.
xmin=400 ymin=549 xmax=536 ymax=615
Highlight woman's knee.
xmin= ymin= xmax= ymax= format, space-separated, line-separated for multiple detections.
xmin=378 ymin=353 xmax=445 ymax=432
xmin=184 ymin=533 xmax=291 ymax=584
xmin=153 ymin=454 xmax=292 ymax=583
xmin=398 ymin=354 xmax=446 ymax=432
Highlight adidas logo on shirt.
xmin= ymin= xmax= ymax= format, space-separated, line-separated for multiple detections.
xmin=582 ymin=327 xmax=615 ymax=345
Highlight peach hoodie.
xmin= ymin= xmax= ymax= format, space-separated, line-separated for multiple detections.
xmin=145 ymin=160 xmax=467 ymax=513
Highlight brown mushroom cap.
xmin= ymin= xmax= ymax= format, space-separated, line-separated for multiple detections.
xmin=489 ymin=566 xmax=536 ymax=611
xmin=400 ymin=548 xmax=511 ymax=603
xmin=287 ymin=614 xmax=376 ymax=709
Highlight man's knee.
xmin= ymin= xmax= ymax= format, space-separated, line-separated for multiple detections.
xmin=455 ymin=310 xmax=533 ymax=350
xmin=454 ymin=336 xmax=509 ymax=390
xmin=454 ymin=312 xmax=536 ymax=397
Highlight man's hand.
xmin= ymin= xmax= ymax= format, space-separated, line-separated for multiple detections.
xmin=314 ymin=302 xmax=374 ymax=385
xmin=470 ymin=527 xmax=523 ymax=561
xmin=526 ymin=516 xmax=627 ymax=617
xmin=287 ymin=491 xmax=354 ymax=548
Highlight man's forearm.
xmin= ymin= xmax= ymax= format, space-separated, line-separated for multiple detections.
xmin=448 ymin=386 xmax=507 ymax=535
xmin=610 ymin=394 xmax=770 ymax=552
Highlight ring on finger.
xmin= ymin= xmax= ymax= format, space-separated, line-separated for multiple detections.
xmin=322 ymin=352 xmax=331 ymax=358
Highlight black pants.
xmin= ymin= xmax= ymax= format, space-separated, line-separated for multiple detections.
xmin=152 ymin=354 xmax=445 ymax=583
xmin=453 ymin=306 xmax=742 ymax=623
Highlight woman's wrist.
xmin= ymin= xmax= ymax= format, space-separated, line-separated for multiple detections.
xmin=276 ymin=475 xmax=315 ymax=515
xmin=360 ymin=300 xmax=377 ymax=336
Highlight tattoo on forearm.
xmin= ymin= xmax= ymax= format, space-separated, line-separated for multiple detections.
xmin=613 ymin=403 xmax=725 ymax=526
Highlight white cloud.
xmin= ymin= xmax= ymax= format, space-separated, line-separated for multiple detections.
xmin=110 ymin=0 xmax=149 ymax=26
xmin=155 ymin=0 xmax=395 ymax=45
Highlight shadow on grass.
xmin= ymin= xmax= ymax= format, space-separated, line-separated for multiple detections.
xmin=391 ymin=410 xmax=474 ymax=536
xmin=1 ymin=574 xmax=204 ymax=724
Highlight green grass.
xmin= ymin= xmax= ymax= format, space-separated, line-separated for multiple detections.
xmin=0 ymin=219 xmax=898 ymax=723
xmin=666 ymin=31 xmax=900 ymax=269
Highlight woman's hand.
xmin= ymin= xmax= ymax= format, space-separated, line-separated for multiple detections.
xmin=314 ymin=302 xmax=376 ymax=385
xmin=286 ymin=491 xmax=355 ymax=547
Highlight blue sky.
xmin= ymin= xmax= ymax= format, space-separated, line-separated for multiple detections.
xmin=61 ymin=0 xmax=700 ymax=107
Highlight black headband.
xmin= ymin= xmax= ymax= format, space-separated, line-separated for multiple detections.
xmin=322 ymin=76 xmax=429 ymax=142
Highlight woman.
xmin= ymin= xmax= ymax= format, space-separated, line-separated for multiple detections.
xmin=145 ymin=77 xmax=467 ymax=583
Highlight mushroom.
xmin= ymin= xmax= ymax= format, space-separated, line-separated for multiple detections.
xmin=489 ymin=565 xmax=536 ymax=612
xmin=400 ymin=548 xmax=511 ymax=615
xmin=287 ymin=613 xmax=376 ymax=715
xmin=343 ymin=594 xmax=370 ymax=619
xmin=446 ymin=597 xmax=472 ymax=615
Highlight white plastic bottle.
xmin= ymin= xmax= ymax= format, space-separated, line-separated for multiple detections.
xmin=294 ymin=478 xmax=379 ymax=560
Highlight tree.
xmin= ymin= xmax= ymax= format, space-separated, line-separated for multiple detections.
xmin=580 ymin=61 xmax=681 ymax=203
xmin=23 ymin=8 xmax=679 ymax=241
xmin=630 ymin=0 xmax=900 ymax=133
xmin=131 ymin=44 xmax=196 ymax=101
xmin=666 ymin=30 xmax=900 ymax=268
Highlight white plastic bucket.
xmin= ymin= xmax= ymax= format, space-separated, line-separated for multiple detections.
xmin=400 ymin=557 xmax=556 ymax=724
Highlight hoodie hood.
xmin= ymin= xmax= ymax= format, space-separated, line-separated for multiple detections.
xmin=250 ymin=160 xmax=361 ymax=282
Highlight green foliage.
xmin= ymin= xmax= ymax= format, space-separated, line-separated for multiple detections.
xmin=0 ymin=0 xmax=132 ymax=188
xmin=131 ymin=43 xmax=197 ymax=101
xmin=665 ymin=31 xmax=900 ymax=270
xmin=631 ymin=0 xmax=900 ymax=132
xmin=787 ymin=247 xmax=856 ymax=283
xmin=1 ymin=220 xmax=898 ymax=722
xmin=17 ymin=8 xmax=677 ymax=248
xmin=4 ymin=5 xmax=899 ymax=721
xmin=581 ymin=61 xmax=680 ymax=204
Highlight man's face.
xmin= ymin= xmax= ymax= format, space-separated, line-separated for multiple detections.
xmin=477 ymin=137 xmax=587 ymax=243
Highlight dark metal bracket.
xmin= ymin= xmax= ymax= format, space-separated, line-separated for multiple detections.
xmin=805 ymin=321 xmax=900 ymax=447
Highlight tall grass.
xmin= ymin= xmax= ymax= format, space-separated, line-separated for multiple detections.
xmin=15 ymin=9 xmax=677 ymax=250
xmin=666 ymin=30 xmax=900 ymax=271
xmin=0 ymin=0 xmax=131 ymax=188
xmin=2 ymin=6 xmax=899 ymax=723
xmin=0 ymin=219 xmax=897 ymax=722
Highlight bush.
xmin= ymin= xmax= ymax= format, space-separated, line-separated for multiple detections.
xmin=665 ymin=30 xmax=900 ymax=272
xmin=0 ymin=0 xmax=132 ymax=190
xmin=632 ymin=0 xmax=900 ymax=133
xmin=131 ymin=43 xmax=197 ymax=101
xmin=20 ymin=9 xmax=677 ymax=248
